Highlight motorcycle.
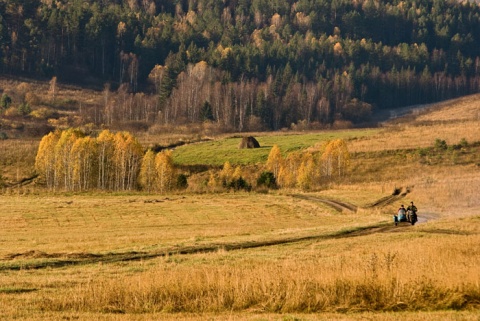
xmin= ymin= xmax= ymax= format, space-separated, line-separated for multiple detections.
xmin=394 ymin=210 xmax=418 ymax=226
xmin=408 ymin=210 xmax=417 ymax=225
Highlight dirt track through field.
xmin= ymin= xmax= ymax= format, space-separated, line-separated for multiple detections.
xmin=290 ymin=194 xmax=358 ymax=212
xmin=0 ymin=222 xmax=396 ymax=271
xmin=0 ymin=192 xmax=435 ymax=271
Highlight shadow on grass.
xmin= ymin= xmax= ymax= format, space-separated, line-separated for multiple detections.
xmin=0 ymin=287 xmax=37 ymax=294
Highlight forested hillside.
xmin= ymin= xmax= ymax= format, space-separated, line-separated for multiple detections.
xmin=1 ymin=0 xmax=480 ymax=131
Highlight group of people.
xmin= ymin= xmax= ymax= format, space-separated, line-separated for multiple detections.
xmin=394 ymin=201 xmax=418 ymax=225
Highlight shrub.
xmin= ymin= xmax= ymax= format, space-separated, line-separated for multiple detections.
xmin=434 ymin=138 xmax=448 ymax=151
xmin=30 ymin=107 xmax=59 ymax=120
xmin=18 ymin=102 xmax=31 ymax=116
xmin=0 ymin=93 xmax=12 ymax=110
xmin=417 ymin=147 xmax=429 ymax=157
xmin=257 ymin=171 xmax=277 ymax=189
xmin=228 ymin=176 xmax=251 ymax=191
xmin=459 ymin=138 xmax=468 ymax=148
xmin=4 ymin=106 xmax=20 ymax=117
xmin=176 ymin=174 xmax=188 ymax=190
xmin=341 ymin=99 xmax=373 ymax=122
xmin=25 ymin=92 xmax=41 ymax=105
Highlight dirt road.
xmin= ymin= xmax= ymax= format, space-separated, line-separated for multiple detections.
xmin=0 ymin=192 xmax=438 ymax=271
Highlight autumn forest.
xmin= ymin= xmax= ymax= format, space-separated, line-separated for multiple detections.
xmin=1 ymin=0 xmax=480 ymax=132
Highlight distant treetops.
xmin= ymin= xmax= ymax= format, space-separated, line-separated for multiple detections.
xmin=3 ymin=0 xmax=480 ymax=131
xmin=35 ymin=129 xmax=350 ymax=192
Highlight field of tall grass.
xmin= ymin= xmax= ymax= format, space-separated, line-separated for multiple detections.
xmin=0 ymin=191 xmax=478 ymax=320
xmin=0 ymin=94 xmax=479 ymax=320
xmin=0 ymin=190 xmax=479 ymax=320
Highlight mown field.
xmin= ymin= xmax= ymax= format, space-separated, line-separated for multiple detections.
xmin=1 ymin=95 xmax=480 ymax=320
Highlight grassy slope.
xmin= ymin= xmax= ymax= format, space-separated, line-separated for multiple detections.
xmin=0 ymin=94 xmax=480 ymax=320
xmin=172 ymin=129 xmax=378 ymax=166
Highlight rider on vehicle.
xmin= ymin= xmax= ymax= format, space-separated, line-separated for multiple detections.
xmin=407 ymin=201 xmax=417 ymax=214
xmin=407 ymin=201 xmax=418 ymax=223
xmin=395 ymin=204 xmax=407 ymax=225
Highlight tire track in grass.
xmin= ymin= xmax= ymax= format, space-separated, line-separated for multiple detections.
xmin=0 ymin=222 xmax=395 ymax=271
xmin=290 ymin=194 xmax=358 ymax=213
xmin=0 ymin=190 xmax=436 ymax=271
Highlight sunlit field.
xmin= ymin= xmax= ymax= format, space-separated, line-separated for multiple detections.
xmin=1 ymin=95 xmax=480 ymax=320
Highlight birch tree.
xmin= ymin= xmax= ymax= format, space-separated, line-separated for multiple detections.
xmin=219 ymin=160 xmax=234 ymax=187
xmin=54 ymin=128 xmax=84 ymax=191
xmin=139 ymin=149 xmax=157 ymax=192
xmin=266 ymin=144 xmax=283 ymax=179
xmin=320 ymin=139 xmax=350 ymax=178
xmin=155 ymin=150 xmax=175 ymax=193
xmin=35 ymin=130 xmax=61 ymax=189
xmin=97 ymin=130 xmax=116 ymax=190
xmin=278 ymin=151 xmax=301 ymax=188
xmin=71 ymin=136 xmax=97 ymax=191
xmin=113 ymin=132 xmax=141 ymax=190
xmin=296 ymin=152 xmax=316 ymax=190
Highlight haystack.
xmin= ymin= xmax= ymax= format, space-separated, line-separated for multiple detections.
xmin=238 ymin=136 xmax=260 ymax=149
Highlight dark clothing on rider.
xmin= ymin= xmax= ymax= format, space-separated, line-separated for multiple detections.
xmin=407 ymin=204 xmax=417 ymax=213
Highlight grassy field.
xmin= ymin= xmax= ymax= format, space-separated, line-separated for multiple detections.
xmin=0 ymin=95 xmax=480 ymax=320
xmin=171 ymin=129 xmax=378 ymax=166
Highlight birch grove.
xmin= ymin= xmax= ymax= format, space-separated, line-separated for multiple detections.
xmin=36 ymin=129 xmax=143 ymax=192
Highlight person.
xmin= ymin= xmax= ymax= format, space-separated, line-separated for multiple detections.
xmin=407 ymin=201 xmax=417 ymax=214
xmin=407 ymin=201 xmax=418 ymax=224
xmin=395 ymin=204 xmax=407 ymax=225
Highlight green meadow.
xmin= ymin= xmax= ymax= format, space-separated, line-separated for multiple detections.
xmin=172 ymin=129 xmax=378 ymax=166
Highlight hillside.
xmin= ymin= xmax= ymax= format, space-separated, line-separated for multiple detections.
xmin=1 ymin=0 xmax=480 ymax=132
xmin=0 ymin=84 xmax=479 ymax=320
xmin=1 ymin=90 xmax=479 ymax=196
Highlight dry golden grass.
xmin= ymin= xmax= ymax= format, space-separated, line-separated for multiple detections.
xmin=0 ymin=138 xmax=39 ymax=182
xmin=1 ymin=193 xmax=371 ymax=257
xmin=349 ymin=94 xmax=480 ymax=153
xmin=1 ymin=201 xmax=478 ymax=319
xmin=1 ymin=185 xmax=479 ymax=320
xmin=43 ymin=243 xmax=479 ymax=314
xmin=1 ymin=94 xmax=480 ymax=320
xmin=415 ymin=94 xmax=480 ymax=122
xmin=0 ymin=76 xmax=103 ymax=106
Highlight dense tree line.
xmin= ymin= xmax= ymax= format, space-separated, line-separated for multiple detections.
xmin=34 ymin=129 xmax=351 ymax=192
xmin=265 ymin=139 xmax=350 ymax=190
xmin=3 ymin=0 xmax=480 ymax=130
xmin=35 ymin=129 xmax=146 ymax=191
